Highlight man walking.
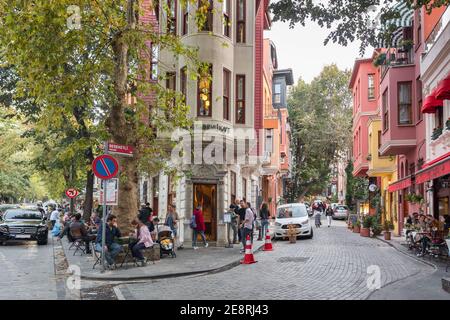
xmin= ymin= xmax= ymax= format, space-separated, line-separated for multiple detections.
xmin=325 ymin=204 xmax=334 ymax=227
xmin=240 ymin=202 xmax=254 ymax=253
xmin=237 ymin=200 xmax=247 ymax=246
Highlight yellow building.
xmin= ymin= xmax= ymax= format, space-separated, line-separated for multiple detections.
xmin=366 ymin=118 xmax=399 ymax=235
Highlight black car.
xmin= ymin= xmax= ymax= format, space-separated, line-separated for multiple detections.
xmin=0 ymin=209 xmax=48 ymax=245
xmin=0 ymin=204 xmax=20 ymax=217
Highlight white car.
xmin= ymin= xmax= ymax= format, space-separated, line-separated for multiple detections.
xmin=333 ymin=205 xmax=349 ymax=220
xmin=273 ymin=203 xmax=313 ymax=240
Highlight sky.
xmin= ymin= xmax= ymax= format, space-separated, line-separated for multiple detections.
xmin=265 ymin=20 xmax=374 ymax=84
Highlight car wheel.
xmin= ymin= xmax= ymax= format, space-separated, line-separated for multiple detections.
xmin=37 ymin=239 xmax=48 ymax=245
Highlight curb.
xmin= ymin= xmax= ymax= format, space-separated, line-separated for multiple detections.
xmin=61 ymin=238 xmax=269 ymax=282
xmin=442 ymin=277 xmax=450 ymax=294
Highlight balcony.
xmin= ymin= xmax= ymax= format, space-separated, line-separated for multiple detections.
xmin=379 ymin=47 xmax=414 ymax=80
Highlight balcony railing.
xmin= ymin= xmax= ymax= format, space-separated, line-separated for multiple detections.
xmin=423 ymin=6 xmax=450 ymax=58
xmin=380 ymin=47 xmax=414 ymax=78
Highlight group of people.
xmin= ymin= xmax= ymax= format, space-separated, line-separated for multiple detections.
xmin=405 ymin=212 xmax=450 ymax=257
xmin=226 ymin=199 xmax=270 ymax=253
xmin=312 ymin=201 xmax=334 ymax=228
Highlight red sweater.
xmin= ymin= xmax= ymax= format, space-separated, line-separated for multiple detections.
xmin=193 ymin=209 xmax=206 ymax=231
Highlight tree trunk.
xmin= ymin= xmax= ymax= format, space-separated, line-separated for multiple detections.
xmin=105 ymin=0 xmax=140 ymax=234
xmin=83 ymin=147 xmax=95 ymax=221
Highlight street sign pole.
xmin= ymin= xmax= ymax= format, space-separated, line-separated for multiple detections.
xmin=101 ymin=141 xmax=108 ymax=273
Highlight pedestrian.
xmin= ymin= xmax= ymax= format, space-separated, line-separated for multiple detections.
xmin=165 ymin=203 xmax=183 ymax=249
xmin=95 ymin=214 xmax=123 ymax=269
xmin=325 ymin=204 xmax=333 ymax=227
xmin=49 ymin=206 xmax=60 ymax=230
xmin=240 ymin=202 xmax=254 ymax=253
xmin=129 ymin=218 xmax=154 ymax=267
xmin=314 ymin=209 xmax=321 ymax=228
xmin=259 ymin=202 xmax=270 ymax=239
xmin=228 ymin=205 xmax=239 ymax=244
xmin=237 ymin=200 xmax=247 ymax=245
xmin=192 ymin=205 xmax=208 ymax=249
xmin=138 ymin=203 xmax=153 ymax=230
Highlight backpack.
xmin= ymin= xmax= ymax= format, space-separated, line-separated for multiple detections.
xmin=190 ymin=214 xmax=197 ymax=229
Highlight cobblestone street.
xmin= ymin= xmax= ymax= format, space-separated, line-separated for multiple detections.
xmin=111 ymin=219 xmax=448 ymax=300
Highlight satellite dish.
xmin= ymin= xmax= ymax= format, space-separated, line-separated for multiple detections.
xmin=369 ymin=184 xmax=378 ymax=192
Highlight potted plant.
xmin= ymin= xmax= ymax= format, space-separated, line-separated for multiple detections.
xmin=373 ymin=53 xmax=386 ymax=67
xmin=383 ymin=220 xmax=394 ymax=240
xmin=287 ymin=224 xmax=297 ymax=243
xmin=398 ymin=39 xmax=414 ymax=51
xmin=432 ymin=127 xmax=443 ymax=140
xmin=353 ymin=220 xmax=361 ymax=233
xmin=371 ymin=221 xmax=382 ymax=237
xmin=360 ymin=215 xmax=372 ymax=237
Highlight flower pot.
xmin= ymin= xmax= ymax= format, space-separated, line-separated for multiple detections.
xmin=384 ymin=231 xmax=391 ymax=240
xmin=360 ymin=227 xmax=370 ymax=237
xmin=353 ymin=226 xmax=360 ymax=233
xmin=289 ymin=235 xmax=296 ymax=243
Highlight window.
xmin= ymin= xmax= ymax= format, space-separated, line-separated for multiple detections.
xmin=265 ymin=129 xmax=273 ymax=154
xmin=150 ymin=44 xmax=159 ymax=81
xmin=416 ymin=78 xmax=422 ymax=122
xmin=199 ymin=0 xmax=213 ymax=32
xmin=230 ymin=171 xmax=236 ymax=204
xmin=236 ymin=74 xmax=245 ymax=124
xmin=377 ymin=130 xmax=382 ymax=157
xmin=435 ymin=106 xmax=444 ymax=129
xmin=274 ymin=83 xmax=281 ymax=104
xmin=166 ymin=72 xmax=176 ymax=108
xmin=236 ymin=0 xmax=245 ymax=43
xmin=223 ymin=0 xmax=230 ymax=37
xmin=368 ymin=74 xmax=375 ymax=100
xmin=223 ymin=68 xmax=230 ymax=120
xmin=398 ymin=82 xmax=412 ymax=125
xmin=167 ymin=0 xmax=177 ymax=34
xmin=197 ymin=64 xmax=212 ymax=117
xmin=180 ymin=66 xmax=187 ymax=100
xmin=182 ymin=3 xmax=189 ymax=35
xmin=242 ymin=178 xmax=247 ymax=201
xmin=382 ymin=89 xmax=389 ymax=131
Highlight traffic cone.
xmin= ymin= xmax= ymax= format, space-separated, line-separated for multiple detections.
xmin=263 ymin=229 xmax=273 ymax=251
xmin=240 ymin=234 xmax=257 ymax=264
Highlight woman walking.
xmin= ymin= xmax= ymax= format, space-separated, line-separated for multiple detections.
xmin=325 ymin=204 xmax=334 ymax=227
xmin=192 ymin=205 xmax=208 ymax=249
xmin=314 ymin=209 xmax=322 ymax=228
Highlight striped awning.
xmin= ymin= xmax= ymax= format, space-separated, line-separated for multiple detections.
xmin=378 ymin=0 xmax=414 ymax=48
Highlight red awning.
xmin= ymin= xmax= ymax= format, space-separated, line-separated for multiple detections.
xmin=388 ymin=176 xmax=412 ymax=192
xmin=422 ymin=90 xmax=444 ymax=114
xmin=416 ymin=154 xmax=450 ymax=184
xmin=436 ymin=77 xmax=450 ymax=100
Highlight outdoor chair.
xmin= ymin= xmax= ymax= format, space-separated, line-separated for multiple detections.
xmin=69 ymin=229 xmax=86 ymax=256
xmin=92 ymin=243 xmax=118 ymax=270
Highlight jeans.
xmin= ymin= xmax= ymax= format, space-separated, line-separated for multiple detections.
xmin=327 ymin=216 xmax=332 ymax=226
xmin=129 ymin=242 xmax=146 ymax=261
xmin=192 ymin=230 xmax=207 ymax=247
xmin=242 ymin=227 xmax=253 ymax=248
xmin=259 ymin=219 xmax=269 ymax=239
xmin=95 ymin=242 xmax=123 ymax=266
xmin=230 ymin=222 xmax=238 ymax=243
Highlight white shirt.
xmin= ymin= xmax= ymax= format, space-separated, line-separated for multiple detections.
xmin=50 ymin=210 xmax=59 ymax=221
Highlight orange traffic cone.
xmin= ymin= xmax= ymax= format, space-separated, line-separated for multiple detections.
xmin=240 ymin=234 xmax=257 ymax=264
xmin=263 ymin=229 xmax=273 ymax=251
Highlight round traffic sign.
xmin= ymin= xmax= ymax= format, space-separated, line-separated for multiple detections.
xmin=65 ymin=188 xmax=79 ymax=199
xmin=92 ymin=154 xmax=119 ymax=180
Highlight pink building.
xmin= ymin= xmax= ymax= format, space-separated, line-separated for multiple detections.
xmin=350 ymin=59 xmax=379 ymax=178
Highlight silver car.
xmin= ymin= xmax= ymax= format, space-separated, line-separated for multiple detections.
xmin=273 ymin=203 xmax=313 ymax=240
xmin=333 ymin=205 xmax=349 ymax=220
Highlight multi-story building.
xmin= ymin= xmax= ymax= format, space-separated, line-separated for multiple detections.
xmin=260 ymin=38 xmax=293 ymax=216
xmin=417 ymin=5 xmax=450 ymax=219
xmin=139 ymin=0 xmax=272 ymax=245
xmin=350 ymin=59 xmax=381 ymax=215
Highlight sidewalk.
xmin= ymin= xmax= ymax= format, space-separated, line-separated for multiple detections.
xmin=60 ymin=236 xmax=269 ymax=281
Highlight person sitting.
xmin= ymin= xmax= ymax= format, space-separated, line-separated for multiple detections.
xmin=151 ymin=217 xmax=160 ymax=241
xmin=90 ymin=212 xmax=101 ymax=230
xmin=69 ymin=213 xmax=94 ymax=254
xmin=58 ymin=215 xmax=75 ymax=242
xmin=95 ymin=214 xmax=123 ymax=269
xmin=128 ymin=218 xmax=154 ymax=267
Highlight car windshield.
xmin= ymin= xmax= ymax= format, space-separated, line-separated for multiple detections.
xmin=4 ymin=210 xmax=42 ymax=220
xmin=277 ymin=206 xmax=308 ymax=218
xmin=337 ymin=206 xmax=348 ymax=210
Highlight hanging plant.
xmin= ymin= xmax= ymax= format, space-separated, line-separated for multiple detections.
xmin=446 ymin=118 xmax=450 ymax=130
xmin=431 ymin=127 xmax=443 ymax=140
xmin=373 ymin=53 xmax=386 ymax=67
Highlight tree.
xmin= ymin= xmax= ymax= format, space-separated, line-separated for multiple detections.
xmin=0 ymin=0 xmax=206 ymax=232
xmin=286 ymin=65 xmax=352 ymax=202
xmin=270 ymin=0 xmax=450 ymax=53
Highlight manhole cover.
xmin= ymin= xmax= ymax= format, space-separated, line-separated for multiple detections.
xmin=278 ymin=257 xmax=310 ymax=263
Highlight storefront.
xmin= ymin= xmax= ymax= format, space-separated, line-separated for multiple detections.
xmin=415 ymin=154 xmax=450 ymax=219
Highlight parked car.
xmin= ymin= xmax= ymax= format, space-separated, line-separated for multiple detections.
xmin=333 ymin=205 xmax=349 ymax=220
xmin=273 ymin=203 xmax=313 ymax=240
xmin=0 ymin=208 xmax=48 ymax=245
xmin=305 ymin=203 xmax=313 ymax=217
xmin=330 ymin=203 xmax=339 ymax=211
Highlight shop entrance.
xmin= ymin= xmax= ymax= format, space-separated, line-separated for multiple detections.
xmin=193 ymin=184 xmax=217 ymax=241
